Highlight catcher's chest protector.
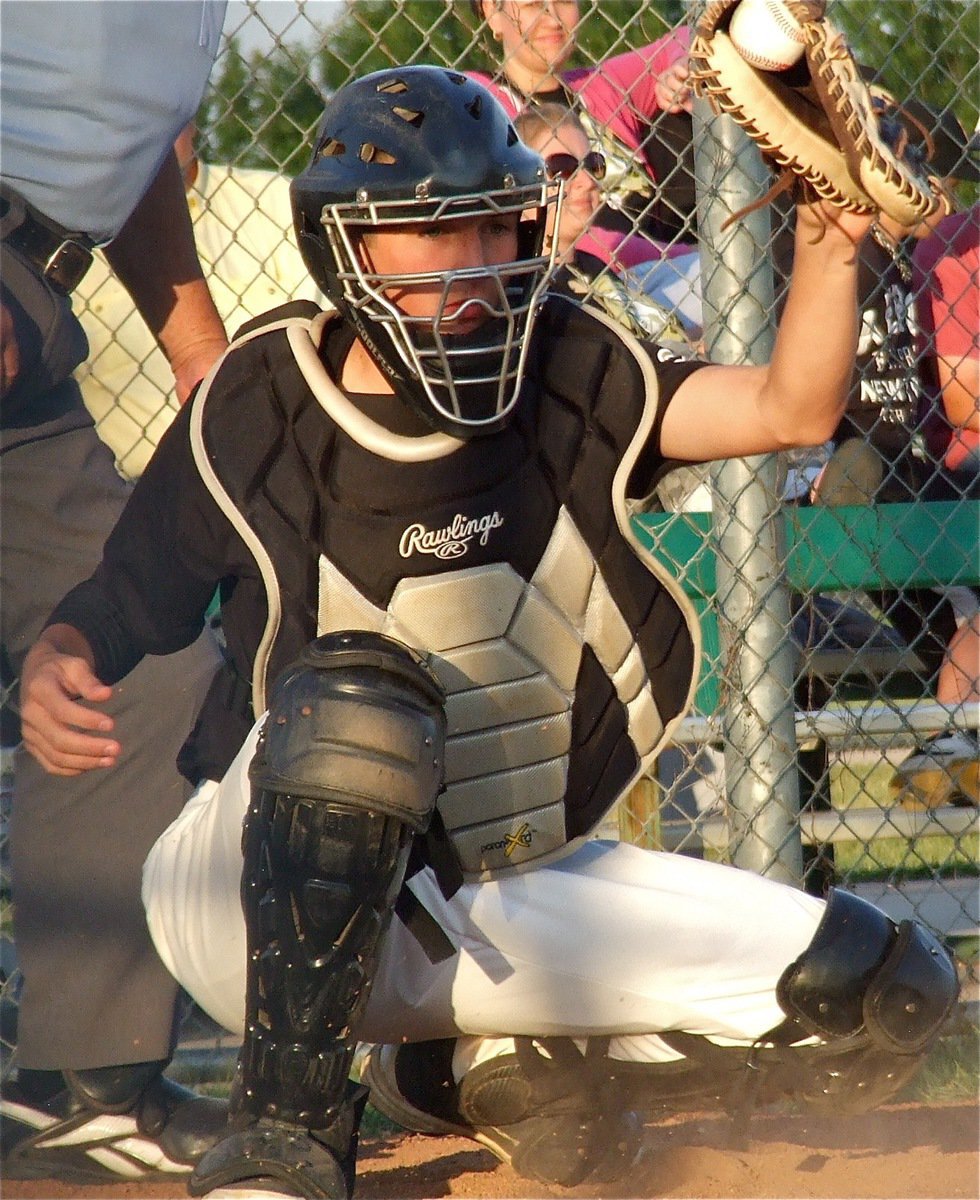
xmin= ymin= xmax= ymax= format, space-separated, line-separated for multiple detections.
xmin=194 ymin=301 xmax=698 ymax=879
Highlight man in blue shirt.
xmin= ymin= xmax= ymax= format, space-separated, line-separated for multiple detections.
xmin=1 ymin=0 xmax=231 ymax=1183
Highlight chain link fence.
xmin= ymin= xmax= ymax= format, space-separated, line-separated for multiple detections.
xmin=2 ymin=0 xmax=977 ymax=1080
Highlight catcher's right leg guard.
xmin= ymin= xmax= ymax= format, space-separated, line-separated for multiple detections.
xmin=190 ymin=633 xmax=445 ymax=1199
xmin=361 ymin=1037 xmax=643 ymax=1188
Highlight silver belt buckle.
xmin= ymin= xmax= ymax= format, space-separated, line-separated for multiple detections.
xmin=44 ymin=237 xmax=93 ymax=294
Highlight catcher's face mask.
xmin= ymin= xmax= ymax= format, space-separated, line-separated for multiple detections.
xmin=292 ymin=65 xmax=560 ymax=438
xmin=326 ymin=198 xmax=558 ymax=436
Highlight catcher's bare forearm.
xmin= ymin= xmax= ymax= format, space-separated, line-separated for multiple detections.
xmin=660 ymin=202 xmax=870 ymax=463
xmin=758 ymin=202 xmax=871 ymax=444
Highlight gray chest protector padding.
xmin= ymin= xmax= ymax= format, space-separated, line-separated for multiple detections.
xmin=316 ymin=517 xmax=674 ymax=879
xmin=776 ymin=888 xmax=959 ymax=1054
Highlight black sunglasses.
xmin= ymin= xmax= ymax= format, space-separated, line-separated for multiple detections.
xmin=544 ymin=151 xmax=607 ymax=181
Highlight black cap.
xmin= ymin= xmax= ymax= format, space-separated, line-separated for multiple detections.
xmin=901 ymin=97 xmax=979 ymax=181
xmin=869 ymin=83 xmax=980 ymax=182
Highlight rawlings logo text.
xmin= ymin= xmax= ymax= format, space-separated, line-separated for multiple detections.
xmin=399 ymin=511 xmax=504 ymax=560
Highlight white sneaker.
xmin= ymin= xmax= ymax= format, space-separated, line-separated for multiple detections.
xmin=890 ymin=729 xmax=979 ymax=808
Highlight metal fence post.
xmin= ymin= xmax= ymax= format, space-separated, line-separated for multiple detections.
xmin=691 ymin=94 xmax=804 ymax=883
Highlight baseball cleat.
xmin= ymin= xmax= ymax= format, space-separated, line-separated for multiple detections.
xmin=890 ymin=729 xmax=979 ymax=809
xmin=360 ymin=1039 xmax=643 ymax=1187
xmin=0 ymin=1068 xmax=228 ymax=1184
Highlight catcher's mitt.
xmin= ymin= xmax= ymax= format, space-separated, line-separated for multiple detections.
xmin=690 ymin=0 xmax=945 ymax=226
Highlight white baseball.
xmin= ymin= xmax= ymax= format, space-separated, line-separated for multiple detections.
xmin=728 ymin=0 xmax=807 ymax=71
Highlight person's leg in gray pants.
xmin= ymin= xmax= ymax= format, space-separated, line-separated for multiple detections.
xmin=2 ymin=412 xmax=222 ymax=1069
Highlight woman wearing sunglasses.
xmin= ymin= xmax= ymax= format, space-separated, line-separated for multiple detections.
xmin=515 ymin=105 xmax=701 ymax=343
xmin=467 ymin=0 xmax=696 ymax=246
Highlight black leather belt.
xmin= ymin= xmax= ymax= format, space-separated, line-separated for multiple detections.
xmin=0 ymin=185 xmax=94 ymax=294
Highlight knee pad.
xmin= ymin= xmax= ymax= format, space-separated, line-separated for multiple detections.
xmin=777 ymin=888 xmax=959 ymax=1055
xmin=237 ymin=633 xmax=446 ymax=1127
xmin=251 ymin=630 xmax=446 ymax=831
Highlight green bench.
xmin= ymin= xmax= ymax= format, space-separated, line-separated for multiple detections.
xmin=632 ymin=500 xmax=980 ymax=717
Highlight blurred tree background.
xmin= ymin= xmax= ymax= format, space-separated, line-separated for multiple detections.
xmin=199 ymin=37 xmax=324 ymax=172
xmin=199 ymin=0 xmax=978 ymax=183
xmin=833 ymin=1 xmax=979 ymax=142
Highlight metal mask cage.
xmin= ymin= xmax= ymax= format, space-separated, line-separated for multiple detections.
xmin=321 ymin=179 xmax=562 ymax=430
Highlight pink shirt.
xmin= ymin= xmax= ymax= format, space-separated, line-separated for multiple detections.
xmin=468 ymin=29 xmax=690 ymax=185
xmin=579 ymin=224 xmax=692 ymax=270
xmin=913 ymin=206 xmax=980 ymax=472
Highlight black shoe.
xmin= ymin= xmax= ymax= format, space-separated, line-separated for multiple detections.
xmin=1 ymin=1061 xmax=228 ymax=1184
xmin=792 ymin=593 xmax=906 ymax=657
xmin=361 ymin=1039 xmax=643 ymax=1188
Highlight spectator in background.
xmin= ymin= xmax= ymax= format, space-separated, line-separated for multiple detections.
xmin=1 ymin=1 xmax=229 ymax=1184
xmin=467 ymin=0 xmax=697 ymax=246
xmin=814 ymin=103 xmax=977 ymax=504
xmin=807 ymin=102 xmax=979 ymax=808
xmin=514 ymin=104 xmax=698 ymax=345
xmin=467 ymin=1 xmax=710 ymax=507
xmin=890 ymin=196 xmax=979 ymax=807
xmin=914 ymin=200 xmax=979 ymax=486
xmin=77 ymin=122 xmax=325 ymax=480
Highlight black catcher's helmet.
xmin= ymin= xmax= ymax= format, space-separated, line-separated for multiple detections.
xmin=291 ymin=65 xmax=560 ymax=438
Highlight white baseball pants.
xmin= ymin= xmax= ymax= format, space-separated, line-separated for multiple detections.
xmin=143 ymin=720 xmax=826 ymax=1064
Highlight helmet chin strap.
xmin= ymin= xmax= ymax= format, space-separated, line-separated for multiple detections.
xmin=337 ymin=304 xmax=462 ymax=438
xmin=338 ymin=326 xmax=398 ymax=396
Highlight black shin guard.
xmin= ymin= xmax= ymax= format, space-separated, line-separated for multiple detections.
xmin=191 ymin=633 xmax=445 ymax=1198
xmin=234 ymin=795 xmax=409 ymax=1130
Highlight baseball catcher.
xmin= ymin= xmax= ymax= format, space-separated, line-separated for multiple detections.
xmin=15 ymin=61 xmax=959 ymax=1199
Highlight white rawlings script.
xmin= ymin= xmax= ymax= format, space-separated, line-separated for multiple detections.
xmin=399 ymin=511 xmax=505 ymax=560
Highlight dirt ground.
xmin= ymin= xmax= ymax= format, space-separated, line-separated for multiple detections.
xmin=4 ymin=1099 xmax=978 ymax=1200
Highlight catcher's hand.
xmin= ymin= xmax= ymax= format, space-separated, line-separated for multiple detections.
xmin=689 ymin=0 xmax=947 ymax=226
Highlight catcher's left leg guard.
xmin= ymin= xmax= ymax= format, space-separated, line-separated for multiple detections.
xmin=587 ymin=889 xmax=960 ymax=1138
xmin=361 ymin=1037 xmax=643 ymax=1188
xmin=190 ymin=633 xmax=445 ymax=1199
xmin=765 ymin=888 xmax=960 ymax=1112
